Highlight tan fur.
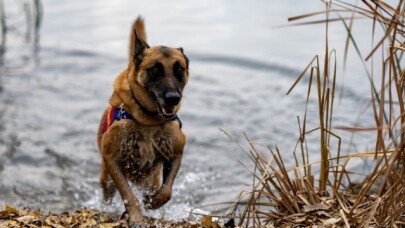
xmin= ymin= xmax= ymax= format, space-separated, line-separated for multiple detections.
xmin=97 ymin=16 xmax=189 ymax=224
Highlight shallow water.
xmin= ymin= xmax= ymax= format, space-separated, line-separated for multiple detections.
xmin=0 ymin=0 xmax=379 ymax=220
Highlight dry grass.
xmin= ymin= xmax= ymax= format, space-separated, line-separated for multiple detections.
xmin=226 ymin=0 xmax=405 ymax=227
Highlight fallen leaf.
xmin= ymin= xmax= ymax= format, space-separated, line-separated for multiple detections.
xmin=61 ymin=215 xmax=74 ymax=225
xmin=45 ymin=214 xmax=63 ymax=227
xmin=17 ymin=215 xmax=36 ymax=224
xmin=18 ymin=208 xmax=31 ymax=216
xmin=5 ymin=205 xmax=18 ymax=215
xmin=0 ymin=211 xmax=9 ymax=219
xmin=100 ymin=215 xmax=112 ymax=223
xmin=188 ymin=221 xmax=199 ymax=228
xmin=4 ymin=220 xmax=18 ymax=226
xmin=200 ymin=215 xmax=213 ymax=228
xmin=303 ymin=203 xmax=330 ymax=213
xmin=99 ymin=222 xmax=123 ymax=228
xmin=32 ymin=208 xmax=41 ymax=219
xmin=315 ymin=210 xmax=331 ymax=218
xmin=83 ymin=218 xmax=97 ymax=226
xmin=323 ymin=217 xmax=341 ymax=225
xmin=212 ymin=221 xmax=222 ymax=228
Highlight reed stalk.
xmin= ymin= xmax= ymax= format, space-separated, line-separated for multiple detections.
xmin=229 ymin=0 xmax=405 ymax=226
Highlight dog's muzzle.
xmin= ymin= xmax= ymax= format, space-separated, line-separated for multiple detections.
xmin=164 ymin=91 xmax=181 ymax=106
xmin=157 ymin=91 xmax=181 ymax=119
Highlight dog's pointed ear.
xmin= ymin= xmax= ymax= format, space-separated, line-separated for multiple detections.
xmin=133 ymin=28 xmax=150 ymax=69
xmin=177 ymin=47 xmax=189 ymax=68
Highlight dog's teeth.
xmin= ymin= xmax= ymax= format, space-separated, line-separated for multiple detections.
xmin=162 ymin=108 xmax=173 ymax=115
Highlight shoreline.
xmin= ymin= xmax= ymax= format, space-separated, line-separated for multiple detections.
xmin=0 ymin=205 xmax=228 ymax=227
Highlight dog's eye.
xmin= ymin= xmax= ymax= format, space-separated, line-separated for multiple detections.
xmin=173 ymin=61 xmax=185 ymax=82
xmin=147 ymin=62 xmax=164 ymax=81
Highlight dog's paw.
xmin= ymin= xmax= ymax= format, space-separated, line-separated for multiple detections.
xmin=142 ymin=191 xmax=171 ymax=210
xmin=121 ymin=209 xmax=145 ymax=226
xmin=128 ymin=216 xmax=145 ymax=227
xmin=142 ymin=193 xmax=157 ymax=209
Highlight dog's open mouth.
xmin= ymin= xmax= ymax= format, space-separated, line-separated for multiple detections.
xmin=157 ymin=102 xmax=176 ymax=119
xmin=150 ymin=91 xmax=179 ymax=120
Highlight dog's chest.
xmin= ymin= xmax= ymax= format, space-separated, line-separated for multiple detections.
xmin=118 ymin=125 xmax=176 ymax=171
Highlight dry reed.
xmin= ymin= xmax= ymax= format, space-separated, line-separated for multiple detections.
xmin=227 ymin=1 xmax=405 ymax=227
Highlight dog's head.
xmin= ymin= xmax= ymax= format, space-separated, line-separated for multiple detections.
xmin=131 ymin=30 xmax=189 ymax=120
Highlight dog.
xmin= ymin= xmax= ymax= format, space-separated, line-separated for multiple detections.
xmin=97 ymin=16 xmax=189 ymax=224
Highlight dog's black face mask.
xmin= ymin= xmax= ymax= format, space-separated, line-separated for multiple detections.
xmin=144 ymin=59 xmax=185 ymax=119
xmin=132 ymin=30 xmax=189 ymax=119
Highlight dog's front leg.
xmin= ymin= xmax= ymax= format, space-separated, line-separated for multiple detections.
xmin=143 ymin=154 xmax=182 ymax=209
xmin=103 ymin=155 xmax=144 ymax=224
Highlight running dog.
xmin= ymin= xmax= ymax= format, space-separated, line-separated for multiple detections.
xmin=97 ymin=17 xmax=189 ymax=224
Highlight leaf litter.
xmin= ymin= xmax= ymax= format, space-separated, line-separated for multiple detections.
xmin=0 ymin=204 xmax=235 ymax=228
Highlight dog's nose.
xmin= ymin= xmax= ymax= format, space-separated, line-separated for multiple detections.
xmin=164 ymin=91 xmax=181 ymax=106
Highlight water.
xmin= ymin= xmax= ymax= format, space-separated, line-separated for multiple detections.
xmin=0 ymin=0 xmax=380 ymax=220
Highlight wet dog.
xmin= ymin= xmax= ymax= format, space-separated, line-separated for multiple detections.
xmin=97 ymin=17 xmax=189 ymax=224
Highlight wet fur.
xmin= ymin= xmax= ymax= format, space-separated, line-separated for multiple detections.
xmin=97 ymin=17 xmax=189 ymax=224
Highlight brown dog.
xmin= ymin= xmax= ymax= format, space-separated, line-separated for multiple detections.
xmin=97 ymin=17 xmax=189 ymax=224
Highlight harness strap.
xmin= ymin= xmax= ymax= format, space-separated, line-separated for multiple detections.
xmin=102 ymin=105 xmax=182 ymax=134
xmin=173 ymin=114 xmax=182 ymax=129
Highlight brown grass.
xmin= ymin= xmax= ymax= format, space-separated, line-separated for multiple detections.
xmin=226 ymin=0 xmax=405 ymax=227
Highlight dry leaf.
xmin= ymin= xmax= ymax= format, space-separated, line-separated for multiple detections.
xmin=61 ymin=215 xmax=74 ymax=225
xmin=0 ymin=205 xmax=210 ymax=227
xmin=315 ymin=210 xmax=331 ymax=217
xmin=45 ymin=214 xmax=63 ymax=227
xmin=5 ymin=205 xmax=18 ymax=215
xmin=3 ymin=220 xmax=18 ymax=226
xmin=323 ymin=217 xmax=341 ymax=225
xmin=99 ymin=222 xmax=122 ymax=228
xmin=200 ymin=215 xmax=213 ymax=228
xmin=17 ymin=215 xmax=36 ymax=224
xmin=0 ymin=211 xmax=9 ymax=219
xmin=303 ymin=203 xmax=330 ymax=213
xmin=83 ymin=218 xmax=98 ymax=226
xmin=100 ymin=215 xmax=112 ymax=223
xmin=32 ymin=208 xmax=41 ymax=219
xmin=212 ymin=221 xmax=221 ymax=228
xmin=188 ymin=221 xmax=199 ymax=228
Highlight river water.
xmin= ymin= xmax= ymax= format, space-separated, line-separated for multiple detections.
xmin=0 ymin=0 xmax=379 ymax=220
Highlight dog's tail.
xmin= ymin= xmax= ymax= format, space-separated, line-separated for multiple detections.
xmin=129 ymin=16 xmax=147 ymax=62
